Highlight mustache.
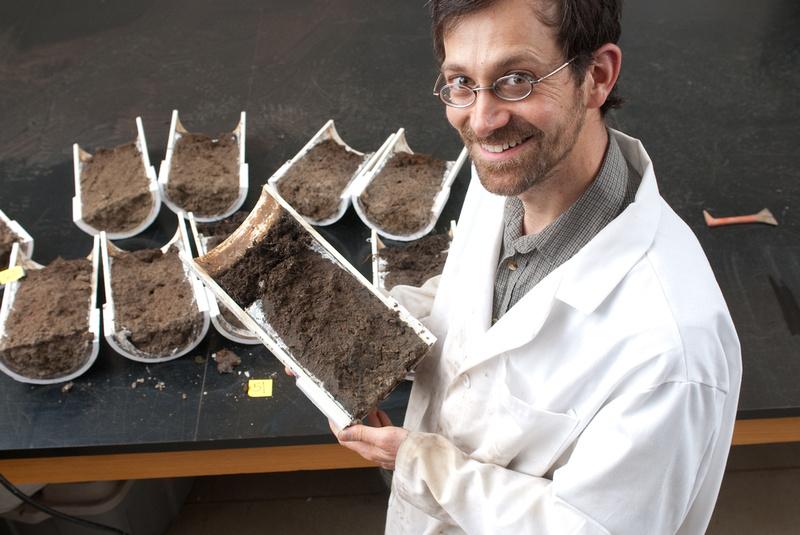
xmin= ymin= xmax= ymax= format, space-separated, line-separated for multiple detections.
xmin=459 ymin=117 xmax=543 ymax=145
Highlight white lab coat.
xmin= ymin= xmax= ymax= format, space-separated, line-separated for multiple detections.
xmin=385 ymin=130 xmax=742 ymax=535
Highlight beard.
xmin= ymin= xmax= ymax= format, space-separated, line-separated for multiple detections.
xmin=458 ymin=100 xmax=587 ymax=197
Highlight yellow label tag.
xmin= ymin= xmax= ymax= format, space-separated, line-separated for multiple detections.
xmin=247 ymin=379 xmax=273 ymax=398
xmin=0 ymin=266 xmax=24 ymax=285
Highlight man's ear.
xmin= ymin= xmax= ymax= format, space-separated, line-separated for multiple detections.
xmin=585 ymin=43 xmax=622 ymax=110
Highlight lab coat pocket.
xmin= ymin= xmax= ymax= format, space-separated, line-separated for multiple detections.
xmin=475 ymin=383 xmax=579 ymax=477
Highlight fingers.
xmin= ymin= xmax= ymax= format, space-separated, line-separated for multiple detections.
xmin=284 ymin=366 xmax=295 ymax=377
xmin=338 ymin=437 xmax=396 ymax=469
xmin=376 ymin=410 xmax=392 ymax=427
xmin=366 ymin=411 xmax=381 ymax=428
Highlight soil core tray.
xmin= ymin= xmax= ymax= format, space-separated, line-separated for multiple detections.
xmin=381 ymin=233 xmax=450 ymax=289
xmin=0 ymin=258 xmax=93 ymax=379
xmin=167 ymin=132 xmax=240 ymax=217
xmin=80 ymin=142 xmax=152 ymax=233
xmin=276 ymin=139 xmax=364 ymax=221
xmin=359 ymin=152 xmax=447 ymax=235
xmin=208 ymin=208 xmax=430 ymax=420
xmin=110 ymin=248 xmax=204 ymax=356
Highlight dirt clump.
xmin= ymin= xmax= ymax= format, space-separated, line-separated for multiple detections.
xmin=0 ymin=257 xmax=94 ymax=380
xmin=110 ymin=248 xmax=203 ymax=357
xmin=213 ymin=348 xmax=241 ymax=373
xmin=277 ymin=140 xmax=364 ymax=221
xmin=359 ymin=152 xmax=447 ymax=235
xmin=381 ymin=233 xmax=450 ymax=289
xmin=80 ymin=142 xmax=153 ymax=233
xmin=211 ymin=211 xmax=429 ymax=419
xmin=167 ymin=133 xmax=240 ymax=217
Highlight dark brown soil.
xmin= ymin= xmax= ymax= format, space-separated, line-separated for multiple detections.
xmin=211 ymin=211 xmax=429 ymax=419
xmin=80 ymin=142 xmax=153 ymax=233
xmin=276 ymin=140 xmax=364 ymax=221
xmin=197 ymin=211 xmax=248 ymax=251
xmin=213 ymin=348 xmax=241 ymax=373
xmin=381 ymin=233 xmax=450 ymax=289
xmin=359 ymin=152 xmax=447 ymax=235
xmin=0 ymin=219 xmax=21 ymax=269
xmin=110 ymin=248 xmax=203 ymax=357
xmin=167 ymin=133 xmax=240 ymax=217
xmin=219 ymin=304 xmax=248 ymax=331
xmin=0 ymin=258 xmax=94 ymax=380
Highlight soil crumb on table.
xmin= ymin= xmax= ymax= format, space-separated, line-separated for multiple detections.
xmin=211 ymin=211 xmax=429 ymax=419
xmin=277 ymin=139 xmax=364 ymax=221
xmin=381 ymin=233 xmax=450 ymax=289
xmin=167 ymin=133 xmax=240 ymax=217
xmin=359 ymin=152 xmax=447 ymax=235
xmin=0 ymin=258 xmax=93 ymax=379
xmin=80 ymin=142 xmax=153 ymax=233
xmin=110 ymin=248 xmax=203 ymax=357
xmin=0 ymin=219 xmax=23 ymax=268
xmin=213 ymin=348 xmax=241 ymax=373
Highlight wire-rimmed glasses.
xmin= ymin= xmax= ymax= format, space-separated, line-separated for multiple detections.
xmin=433 ymin=57 xmax=576 ymax=108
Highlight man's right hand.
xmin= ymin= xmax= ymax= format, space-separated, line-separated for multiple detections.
xmin=284 ymin=366 xmax=295 ymax=377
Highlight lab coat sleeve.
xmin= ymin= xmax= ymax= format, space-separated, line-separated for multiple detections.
xmin=388 ymin=275 xmax=440 ymax=324
xmin=392 ymin=380 xmax=726 ymax=535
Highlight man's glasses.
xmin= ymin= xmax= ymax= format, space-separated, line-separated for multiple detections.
xmin=433 ymin=57 xmax=576 ymax=108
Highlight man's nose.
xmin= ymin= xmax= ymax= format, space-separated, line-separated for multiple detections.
xmin=469 ymin=90 xmax=511 ymax=139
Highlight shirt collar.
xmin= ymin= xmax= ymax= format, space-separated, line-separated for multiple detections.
xmin=501 ymin=132 xmax=631 ymax=264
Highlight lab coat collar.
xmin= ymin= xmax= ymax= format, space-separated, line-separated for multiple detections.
xmin=457 ymin=130 xmax=661 ymax=374
xmin=554 ymin=129 xmax=661 ymax=314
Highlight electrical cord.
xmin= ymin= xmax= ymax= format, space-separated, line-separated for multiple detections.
xmin=0 ymin=472 xmax=130 ymax=535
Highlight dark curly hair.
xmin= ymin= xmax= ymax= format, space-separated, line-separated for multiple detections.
xmin=430 ymin=0 xmax=623 ymax=114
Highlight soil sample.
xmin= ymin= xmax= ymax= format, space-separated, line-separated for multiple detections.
xmin=198 ymin=211 xmax=251 ymax=331
xmin=197 ymin=211 xmax=248 ymax=251
xmin=276 ymin=140 xmax=364 ymax=221
xmin=212 ymin=211 xmax=429 ymax=419
xmin=80 ymin=142 xmax=153 ymax=233
xmin=167 ymin=133 xmax=240 ymax=217
xmin=0 ymin=219 xmax=22 ymax=268
xmin=0 ymin=258 xmax=93 ymax=379
xmin=381 ymin=233 xmax=450 ymax=289
xmin=110 ymin=248 xmax=203 ymax=357
xmin=359 ymin=152 xmax=448 ymax=235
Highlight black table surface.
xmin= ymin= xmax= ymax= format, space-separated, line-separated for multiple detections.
xmin=0 ymin=0 xmax=798 ymax=459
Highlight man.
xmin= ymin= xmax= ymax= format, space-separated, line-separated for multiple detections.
xmin=333 ymin=0 xmax=741 ymax=533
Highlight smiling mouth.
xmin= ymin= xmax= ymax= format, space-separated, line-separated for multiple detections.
xmin=479 ymin=134 xmax=534 ymax=154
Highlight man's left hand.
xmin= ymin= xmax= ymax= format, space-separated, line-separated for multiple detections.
xmin=331 ymin=410 xmax=408 ymax=470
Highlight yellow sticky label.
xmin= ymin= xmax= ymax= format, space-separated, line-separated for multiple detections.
xmin=0 ymin=266 xmax=24 ymax=285
xmin=247 ymin=379 xmax=273 ymax=398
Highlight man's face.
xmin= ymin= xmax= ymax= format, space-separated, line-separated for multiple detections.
xmin=441 ymin=0 xmax=587 ymax=196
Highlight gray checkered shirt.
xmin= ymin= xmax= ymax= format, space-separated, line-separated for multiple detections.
xmin=493 ymin=133 xmax=641 ymax=322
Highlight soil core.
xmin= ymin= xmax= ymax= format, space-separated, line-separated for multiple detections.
xmin=0 ymin=258 xmax=93 ymax=380
xmin=211 ymin=211 xmax=429 ymax=419
xmin=80 ymin=142 xmax=152 ymax=233
xmin=167 ymin=133 xmax=240 ymax=217
xmin=0 ymin=219 xmax=22 ymax=269
xmin=276 ymin=140 xmax=364 ymax=221
xmin=359 ymin=152 xmax=447 ymax=235
xmin=110 ymin=248 xmax=203 ymax=357
xmin=381 ymin=233 xmax=450 ymax=289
